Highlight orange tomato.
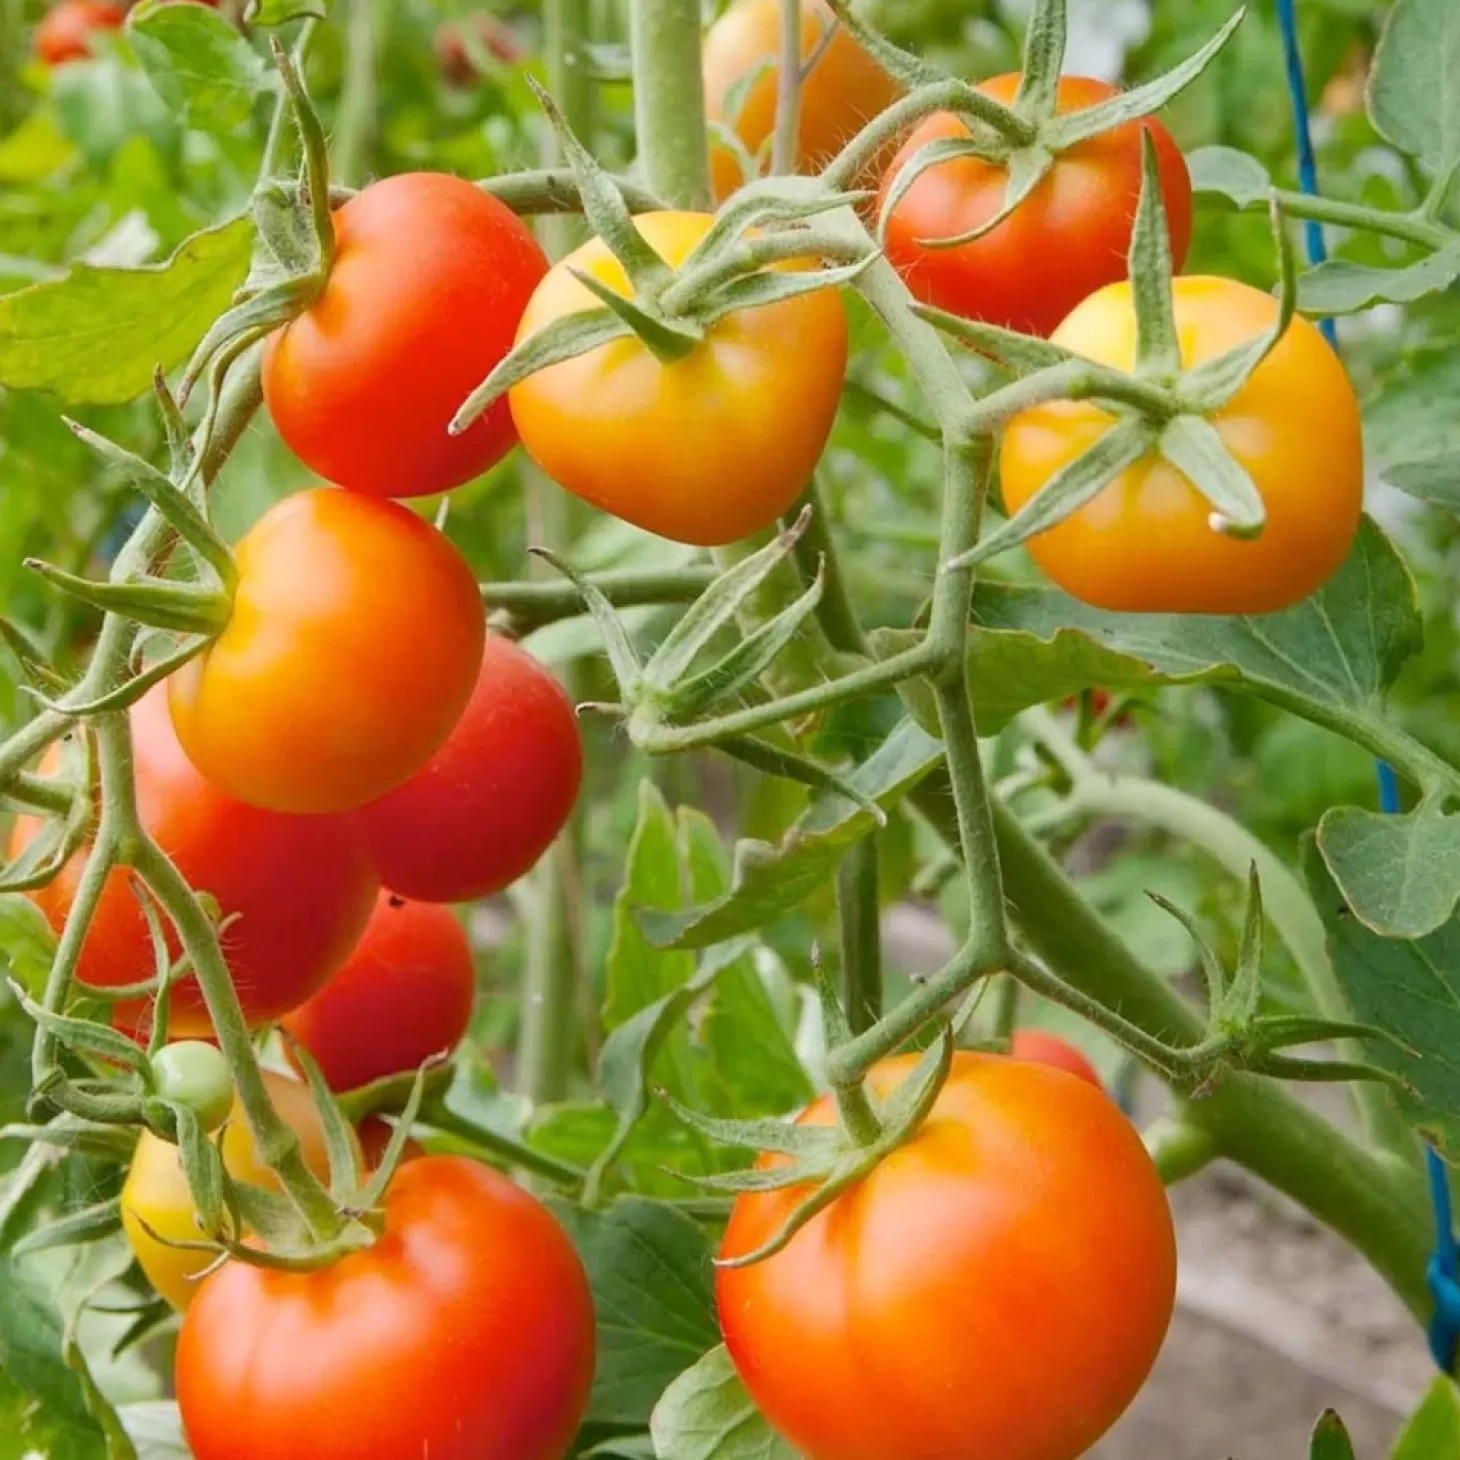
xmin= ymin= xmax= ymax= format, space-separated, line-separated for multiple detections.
xmin=1000 ymin=278 xmax=1363 ymax=613
xmin=719 ymin=1052 xmax=1175 ymax=1460
xmin=168 ymin=489 xmax=484 ymax=813
xmin=880 ymin=75 xmax=1192 ymax=337
xmin=703 ymin=0 xmax=901 ymax=198
xmin=34 ymin=0 xmax=124 ymax=64
xmin=509 ymin=211 xmax=847 ymax=546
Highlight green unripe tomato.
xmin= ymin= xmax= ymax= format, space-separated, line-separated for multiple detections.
xmin=150 ymin=1042 xmax=234 ymax=1133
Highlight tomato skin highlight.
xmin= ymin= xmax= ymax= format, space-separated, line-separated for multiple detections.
xmin=122 ymin=1071 xmax=336 ymax=1312
xmin=168 ymin=488 xmax=485 ymax=814
xmin=362 ymin=635 xmax=582 ymax=903
xmin=15 ymin=687 xmax=377 ymax=1037
xmin=262 ymin=173 xmax=548 ymax=499
xmin=880 ymin=75 xmax=1192 ymax=337
xmin=34 ymin=0 xmax=124 ymax=63
xmin=508 ymin=211 xmax=848 ymax=547
xmin=718 ymin=1052 xmax=1175 ymax=1460
xmin=1009 ymin=1028 xmax=1102 ymax=1088
xmin=176 ymin=1156 xmax=596 ymax=1460
xmin=703 ymin=0 xmax=901 ymax=199
xmin=282 ymin=892 xmax=475 ymax=1093
xmin=1000 ymin=277 xmax=1363 ymax=614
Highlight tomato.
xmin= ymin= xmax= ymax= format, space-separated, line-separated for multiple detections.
xmin=122 ymin=1071 xmax=336 ymax=1312
xmin=151 ymin=1041 xmax=234 ymax=1131
xmin=262 ymin=173 xmax=548 ymax=499
xmin=999 ymin=278 xmax=1363 ymax=613
xmin=168 ymin=488 xmax=485 ymax=814
xmin=283 ymin=892 xmax=475 ymax=1093
xmin=509 ymin=211 xmax=847 ymax=546
xmin=703 ymin=0 xmax=901 ymax=199
xmin=1009 ymin=1029 xmax=1101 ymax=1088
xmin=176 ymin=1156 xmax=596 ymax=1460
xmin=34 ymin=0 xmax=124 ymax=64
xmin=718 ymin=1052 xmax=1175 ymax=1460
xmin=14 ymin=687 xmax=376 ymax=1037
xmin=436 ymin=13 xmax=523 ymax=84
xmin=362 ymin=636 xmax=581 ymax=903
xmin=879 ymin=75 xmax=1192 ymax=337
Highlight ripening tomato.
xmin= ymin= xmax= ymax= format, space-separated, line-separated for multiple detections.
xmin=14 ymin=687 xmax=376 ymax=1037
xmin=262 ymin=173 xmax=548 ymax=498
xmin=122 ymin=1071 xmax=337 ymax=1312
xmin=168 ymin=488 xmax=485 ymax=814
xmin=177 ymin=1156 xmax=596 ymax=1460
xmin=436 ymin=13 xmax=523 ymax=84
xmin=362 ymin=636 xmax=581 ymax=903
xmin=999 ymin=278 xmax=1363 ymax=613
xmin=703 ymin=0 xmax=901 ymax=199
xmin=1009 ymin=1029 xmax=1102 ymax=1088
xmin=509 ymin=211 xmax=847 ymax=546
xmin=34 ymin=0 xmax=124 ymax=63
xmin=880 ymin=75 xmax=1192 ymax=336
xmin=283 ymin=893 xmax=475 ymax=1092
xmin=718 ymin=1052 xmax=1175 ymax=1460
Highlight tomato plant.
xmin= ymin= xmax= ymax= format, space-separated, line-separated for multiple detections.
xmin=283 ymin=892 xmax=475 ymax=1092
xmin=175 ymin=1157 xmax=596 ymax=1460
xmin=262 ymin=173 xmax=548 ymax=500
xmin=508 ymin=210 xmax=848 ymax=546
xmin=999 ymin=278 xmax=1363 ymax=614
xmin=880 ymin=75 xmax=1192 ymax=337
xmin=363 ymin=635 xmax=582 ymax=904
xmin=14 ymin=685 xmax=377 ymax=1035
xmin=717 ymin=1053 xmax=1175 ymax=1460
xmin=122 ymin=1070 xmax=337 ymax=1311
xmin=3 ymin=0 xmax=1460 ymax=1456
xmin=167 ymin=487 xmax=485 ymax=813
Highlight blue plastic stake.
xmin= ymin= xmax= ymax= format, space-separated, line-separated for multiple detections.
xmin=1273 ymin=0 xmax=1456 ymax=1374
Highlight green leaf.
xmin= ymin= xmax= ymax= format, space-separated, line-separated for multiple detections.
xmin=1391 ymin=1378 xmax=1460 ymax=1460
xmin=1297 ymin=246 xmax=1460 ymax=317
xmin=606 ymin=782 xmax=697 ymax=1029
xmin=1187 ymin=145 xmax=1273 ymax=207
xmin=0 ymin=216 xmax=254 ymax=406
xmin=1303 ymin=841 xmax=1460 ymax=1153
xmin=128 ymin=1 xmax=273 ymax=132
xmin=0 ymin=893 xmax=60 ymax=999
xmin=1317 ymin=804 xmax=1460 ymax=939
xmin=876 ymin=519 xmax=1419 ymax=738
xmin=1310 ymin=1409 xmax=1357 ymax=1460
xmin=550 ymin=1200 xmax=719 ymax=1430
xmin=0 ymin=1258 xmax=98 ymax=1433
xmin=1385 ymin=454 xmax=1460 ymax=510
xmin=1368 ymin=0 xmax=1460 ymax=177
xmin=0 ymin=1368 xmax=106 ymax=1460
xmin=649 ymin=1346 xmax=796 ymax=1460
xmin=118 ymin=1403 xmax=192 ymax=1460
xmin=638 ymin=721 xmax=944 ymax=950
xmin=246 ymin=0 xmax=328 ymax=23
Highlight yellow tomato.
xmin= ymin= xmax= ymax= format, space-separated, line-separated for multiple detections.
xmin=999 ymin=278 xmax=1363 ymax=614
xmin=121 ymin=1072 xmax=337 ymax=1311
xmin=508 ymin=211 xmax=848 ymax=547
xmin=703 ymin=0 xmax=901 ymax=199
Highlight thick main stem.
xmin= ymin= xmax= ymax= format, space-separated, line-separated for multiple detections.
xmin=837 ymin=838 xmax=882 ymax=1034
xmin=629 ymin=0 xmax=711 ymax=209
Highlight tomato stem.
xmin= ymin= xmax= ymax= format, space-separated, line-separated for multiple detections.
xmin=629 ymin=0 xmax=711 ymax=209
xmin=770 ymin=0 xmax=804 ymax=177
xmin=837 ymin=837 xmax=882 ymax=1035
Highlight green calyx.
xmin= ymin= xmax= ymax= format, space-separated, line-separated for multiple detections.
xmin=927 ymin=138 xmax=1308 ymax=574
xmin=867 ymin=0 xmax=1244 ymax=255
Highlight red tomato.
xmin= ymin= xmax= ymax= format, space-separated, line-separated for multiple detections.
xmin=262 ymin=173 xmax=548 ymax=499
xmin=718 ymin=1052 xmax=1175 ymax=1460
xmin=436 ymin=13 xmax=524 ymax=84
xmin=168 ymin=488 xmax=485 ymax=815
xmin=34 ymin=0 xmax=124 ymax=63
xmin=362 ymin=635 xmax=581 ymax=903
xmin=13 ymin=687 xmax=377 ymax=1037
xmin=176 ymin=1156 xmax=596 ymax=1460
xmin=1009 ymin=1029 xmax=1102 ymax=1088
xmin=880 ymin=75 xmax=1192 ymax=336
xmin=283 ymin=892 xmax=475 ymax=1093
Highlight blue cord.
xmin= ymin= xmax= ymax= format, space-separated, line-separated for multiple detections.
xmin=1274 ymin=0 xmax=1458 ymax=1373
